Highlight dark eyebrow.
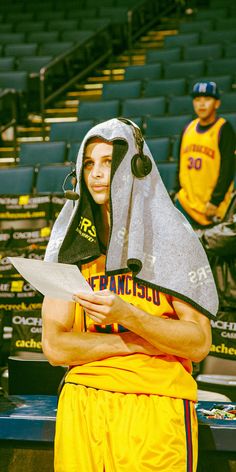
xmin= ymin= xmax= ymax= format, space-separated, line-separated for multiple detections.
xmin=84 ymin=154 xmax=112 ymax=160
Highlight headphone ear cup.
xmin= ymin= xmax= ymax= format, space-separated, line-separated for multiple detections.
xmin=131 ymin=153 xmax=152 ymax=178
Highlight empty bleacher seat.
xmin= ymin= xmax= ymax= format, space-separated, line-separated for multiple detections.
xmin=4 ymin=43 xmax=38 ymax=57
xmin=206 ymin=58 xmax=236 ymax=77
xmin=0 ymin=57 xmax=15 ymax=72
xmin=179 ymin=20 xmax=213 ymax=33
xmin=164 ymin=33 xmax=199 ymax=48
xmin=0 ymin=71 xmax=28 ymax=92
xmin=145 ymin=115 xmax=191 ymax=138
xmin=183 ymin=44 xmax=222 ymax=61
xmin=35 ymin=164 xmax=73 ymax=194
xmin=50 ymin=120 xmax=94 ymax=142
xmin=143 ymin=78 xmax=186 ymax=98
xmin=0 ymin=166 xmax=35 ymax=195
xmin=168 ymin=95 xmax=194 ymax=116
xmin=164 ymin=61 xmax=205 ymax=80
xmin=146 ymin=47 xmax=181 ymax=65
xmin=27 ymin=31 xmax=60 ymax=44
xmin=61 ymin=30 xmax=94 ymax=43
xmin=102 ymin=80 xmax=142 ymax=100
xmin=0 ymin=33 xmax=25 ymax=44
xmin=124 ymin=64 xmax=162 ymax=81
xmin=79 ymin=99 xmax=120 ymax=121
xmin=145 ymin=137 xmax=171 ymax=163
xmin=201 ymin=30 xmax=236 ymax=45
xmin=15 ymin=21 xmax=47 ymax=33
xmin=40 ymin=42 xmax=74 ymax=56
xmin=67 ymin=142 xmax=81 ymax=163
xmin=47 ymin=20 xmax=78 ymax=31
xmin=19 ymin=142 xmax=67 ymax=166
xmin=157 ymin=162 xmax=177 ymax=193
xmin=17 ymin=56 xmax=52 ymax=73
xmin=122 ymin=97 xmax=166 ymax=118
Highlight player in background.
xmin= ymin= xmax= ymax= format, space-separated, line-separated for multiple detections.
xmin=175 ymin=81 xmax=235 ymax=229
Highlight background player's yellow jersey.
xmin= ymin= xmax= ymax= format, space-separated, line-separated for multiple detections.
xmin=66 ymin=255 xmax=197 ymax=401
xmin=178 ymin=117 xmax=233 ymax=225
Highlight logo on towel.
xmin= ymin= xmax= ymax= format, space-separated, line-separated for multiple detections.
xmin=76 ymin=216 xmax=96 ymax=243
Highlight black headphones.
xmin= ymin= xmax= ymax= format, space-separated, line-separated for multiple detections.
xmin=118 ymin=117 xmax=152 ymax=178
xmin=62 ymin=169 xmax=79 ymax=201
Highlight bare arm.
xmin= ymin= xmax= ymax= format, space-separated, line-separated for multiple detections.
xmin=74 ymin=291 xmax=212 ymax=363
xmin=41 ymin=297 xmax=163 ymax=366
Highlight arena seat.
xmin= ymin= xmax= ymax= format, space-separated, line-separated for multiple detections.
xmin=168 ymin=95 xmax=194 ymax=116
xmin=40 ymin=42 xmax=74 ymax=56
xmin=0 ymin=166 xmax=35 ymax=195
xmin=215 ymin=18 xmax=236 ymax=30
xmin=164 ymin=33 xmax=199 ymax=48
xmin=48 ymin=20 xmax=78 ymax=32
xmin=0 ymin=58 xmax=15 ymax=72
xmin=219 ymin=93 xmax=236 ymax=113
xmin=124 ymin=63 xmax=162 ymax=81
xmin=102 ymin=80 xmax=142 ymax=100
xmin=194 ymin=8 xmax=228 ymax=20
xmin=146 ymin=47 xmax=181 ymax=64
xmin=17 ymin=56 xmax=52 ymax=73
xmin=61 ymin=30 xmax=94 ymax=43
xmin=157 ymin=162 xmax=177 ymax=193
xmin=67 ymin=8 xmax=97 ymax=19
xmin=224 ymin=43 xmax=236 ymax=58
xmin=4 ymin=43 xmax=38 ymax=58
xmin=179 ymin=20 xmax=213 ymax=33
xmin=122 ymin=97 xmax=166 ymax=118
xmin=0 ymin=24 xmax=14 ymax=33
xmin=35 ymin=164 xmax=73 ymax=194
xmin=49 ymin=120 xmax=94 ymax=142
xmin=222 ymin=113 xmax=236 ymax=132
xmin=206 ymin=58 xmax=236 ymax=77
xmin=67 ymin=142 xmax=82 ymax=163
xmin=27 ymin=31 xmax=60 ymax=44
xmin=15 ymin=21 xmax=47 ymax=33
xmin=145 ymin=137 xmax=171 ymax=163
xmin=145 ymin=115 xmax=192 ymax=138
xmin=36 ymin=11 xmax=65 ymax=20
xmin=143 ymin=78 xmax=186 ymax=97
xmin=183 ymin=44 xmax=222 ymax=61
xmin=0 ymin=71 xmax=28 ymax=92
xmin=201 ymin=30 xmax=236 ymax=45
xmin=19 ymin=142 xmax=67 ymax=166
xmin=0 ymin=33 xmax=25 ymax=44
xmin=79 ymin=99 xmax=120 ymax=121
xmin=164 ymin=60 xmax=205 ymax=80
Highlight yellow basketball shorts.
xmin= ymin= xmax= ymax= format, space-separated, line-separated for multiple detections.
xmin=54 ymin=383 xmax=198 ymax=472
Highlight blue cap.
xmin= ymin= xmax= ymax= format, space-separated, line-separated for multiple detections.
xmin=192 ymin=81 xmax=220 ymax=99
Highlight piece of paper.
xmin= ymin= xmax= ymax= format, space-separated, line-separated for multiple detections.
xmin=8 ymin=257 xmax=92 ymax=301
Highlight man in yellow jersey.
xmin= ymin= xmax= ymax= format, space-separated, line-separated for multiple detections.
xmin=42 ymin=118 xmax=218 ymax=472
xmin=175 ymin=81 xmax=235 ymax=229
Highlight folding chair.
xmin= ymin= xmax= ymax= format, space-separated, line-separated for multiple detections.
xmin=183 ymin=44 xmax=222 ymax=61
xmin=168 ymin=95 xmax=193 ymax=116
xmin=124 ymin=63 xmax=162 ymax=81
xmin=145 ymin=137 xmax=171 ymax=163
xmin=146 ymin=47 xmax=181 ymax=64
xmin=79 ymin=99 xmax=120 ymax=121
xmin=36 ymin=164 xmax=73 ymax=194
xmin=164 ymin=33 xmax=199 ymax=48
xmin=49 ymin=120 xmax=94 ymax=142
xmin=19 ymin=142 xmax=67 ymax=166
xmin=164 ymin=61 xmax=205 ymax=80
xmin=143 ymin=78 xmax=186 ymax=98
xmin=0 ymin=166 xmax=35 ymax=195
xmin=102 ymin=80 xmax=142 ymax=100
xmin=122 ymin=97 xmax=166 ymax=118
xmin=145 ymin=115 xmax=191 ymax=138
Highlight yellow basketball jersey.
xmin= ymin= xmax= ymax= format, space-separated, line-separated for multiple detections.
xmin=66 ymin=255 xmax=197 ymax=401
xmin=178 ymin=117 xmax=233 ymax=225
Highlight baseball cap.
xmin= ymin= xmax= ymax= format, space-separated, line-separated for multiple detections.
xmin=191 ymin=81 xmax=220 ymax=99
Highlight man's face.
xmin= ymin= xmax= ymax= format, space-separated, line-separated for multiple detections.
xmin=193 ymin=95 xmax=220 ymax=123
xmin=83 ymin=140 xmax=113 ymax=206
